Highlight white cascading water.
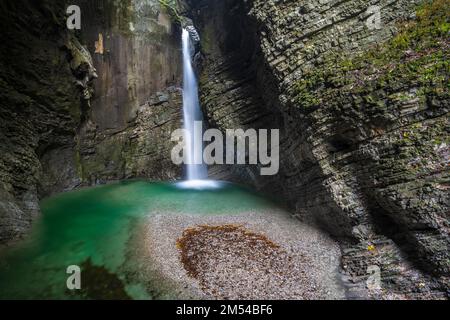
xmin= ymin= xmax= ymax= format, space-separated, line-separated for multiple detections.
xmin=182 ymin=28 xmax=208 ymax=182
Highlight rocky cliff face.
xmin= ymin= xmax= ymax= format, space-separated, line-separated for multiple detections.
xmin=53 ymin=0 xmax=184 ymax=189
xmin=190 ymin=0 xmax=449 ymax=298
xmin=0 ymin=0 xmax=448 ymax=299
xmin=0 ymin=0 xmax=184 ymax=243
xmin=0 ymin=0 xmax=84 ymax=242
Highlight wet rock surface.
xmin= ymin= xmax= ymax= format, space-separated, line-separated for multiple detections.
xmin=0 ymin=0 xmax=86 ymax=243
xmin=190 ymin=0 xmax=449 ymax=297
xmin=0 ymin=0 xmax=184 ymax=243
xmin=0 ymin=0 xmax=448 ymax=300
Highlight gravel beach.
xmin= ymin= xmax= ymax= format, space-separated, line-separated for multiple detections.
xmin=134 ymin=209 xmax=346 ymax=300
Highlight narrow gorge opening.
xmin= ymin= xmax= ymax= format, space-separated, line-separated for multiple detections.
xmin=0 ymin=0 xmax=448 ymax=301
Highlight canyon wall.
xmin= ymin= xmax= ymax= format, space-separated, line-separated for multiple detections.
xmin=0 ymin=0 xmax=184 ymax=243
xmin=49 ymin=0 xmax=184 ymax=190
xmin=0 ymin=0 xmax=448 ymax=299
xmin=191 ymin=0 xmax=449 ymax=298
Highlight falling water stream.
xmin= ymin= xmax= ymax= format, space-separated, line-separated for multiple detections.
xmin=0 ymin=28 xmax=279 ymax=300
xmin=181 ymin=28 xmax=208 ymax=182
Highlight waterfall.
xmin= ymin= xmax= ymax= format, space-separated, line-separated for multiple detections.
xmin=182 ymin=28 xmax=208 ymax=181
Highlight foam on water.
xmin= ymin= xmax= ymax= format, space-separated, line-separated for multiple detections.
xmin=175 ymin=179 xmax=224 ymax=190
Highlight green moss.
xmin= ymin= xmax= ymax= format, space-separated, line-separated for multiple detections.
xmin=294 ymin=69 xmax=326 ymax=109
xmin=293 ymin=0 xmax=450 ymax=112
xmin=159 ymin=0 xmax=182 ymax=24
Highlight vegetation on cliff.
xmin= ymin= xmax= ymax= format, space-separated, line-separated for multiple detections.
xmin=159 ymin=0 xmax=182 ymax=24
xmin=292 ymin=0 xmax=449 ymax=280
xmin=295 ymin=0 xmax=449 ymax=113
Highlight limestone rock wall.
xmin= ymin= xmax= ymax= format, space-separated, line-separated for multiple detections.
xmin=0 ymin=0 xmax=185 ymax=243
xmin=191 ymin=0 xmax=449 ymax=297
xmin=0 ymin=0 xmax=448 ymax=299
xmin=0 ymin=0 xmax=85 ymax=242
xmin=70 ymin=0 xmax=184 ymax=188
xmin=77 ymin=0 xmax=183 ymax=130
xmin=72 ymin=87 xmax=182 ymax=186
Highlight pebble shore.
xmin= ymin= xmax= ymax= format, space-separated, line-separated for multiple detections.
xmin=135 ymin=210 xmax=346 ymax=300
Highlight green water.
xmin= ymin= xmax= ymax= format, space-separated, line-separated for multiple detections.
xmin=0 ymin=180 xmax=275 ymax=299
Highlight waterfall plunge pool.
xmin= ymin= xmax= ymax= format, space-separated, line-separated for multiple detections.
xmin=0 ymin=180 xmax=278 ymax=299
